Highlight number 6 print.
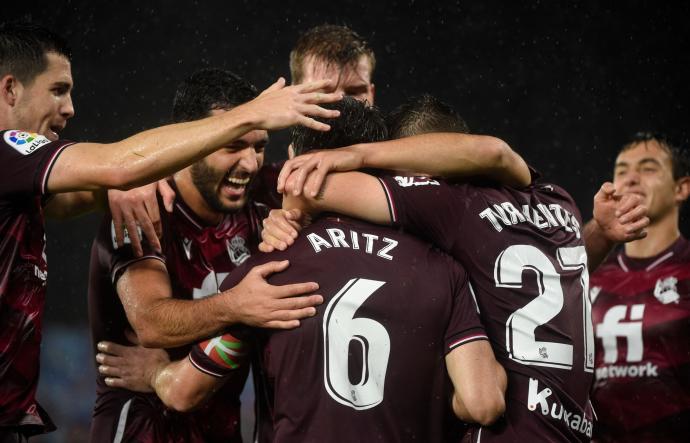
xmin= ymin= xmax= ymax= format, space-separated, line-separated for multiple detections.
xmin=323 ymin=278 xmax=390 ymax=410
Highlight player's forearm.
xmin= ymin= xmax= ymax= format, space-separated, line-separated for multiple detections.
xmin=350 ymin=133 xmax=531 ymax=187
xmin=282 ymin=172 xmax=392 ymax=225
xmin=98 ymin=108 xmax=258 ymax=189
xmin=152 ymin=359 xmax=213 ymax=412
xmin=50 ymin=107 xmax=259 ymax=193
xmin=134 ymin=295 xmax=233 ymax=348
xmin=583 ymin=219 xmax=616 ymax=273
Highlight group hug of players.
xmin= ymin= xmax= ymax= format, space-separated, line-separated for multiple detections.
xmin=0 ymin=21 xmax=688 ymax=443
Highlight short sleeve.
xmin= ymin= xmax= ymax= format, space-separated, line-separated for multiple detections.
xmin=443 ymin=259 xmax=488 ymax=354
xmin=93 ymin=215 xmax=165 ymax=285
xmin=189 ymin=331 xmax=249 ymax=378
xmin=378 ymin=175 xmax=460 ymax=252
xmin=0 ymin=130 xmax=74 ymax=198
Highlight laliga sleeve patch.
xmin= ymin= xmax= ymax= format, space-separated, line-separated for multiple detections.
xmin=3 ymin=130 xmax=51 ymax=155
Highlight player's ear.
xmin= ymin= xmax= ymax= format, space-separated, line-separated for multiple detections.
xmin=0 ymin=74 xmax=21 ymax=107
xmin=674 ymin=176 xmax=690 ymax=204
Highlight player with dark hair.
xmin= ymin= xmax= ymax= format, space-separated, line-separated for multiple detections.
xmin=259 ymin=99 xmax=650 ymax=441
xmin=87 ymin=68 xmax=331 ymax=443
xmin=590 ymin=132 xmax=690 ymax=442
xmin=387 ymin=94 xmax=470 ymax=139
xmin=0 ymin=22 xmax=340 ymax=441
xmin=95 ymin=97 xmax=508 ymax=443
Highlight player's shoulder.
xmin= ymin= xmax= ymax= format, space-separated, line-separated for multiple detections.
xmin=0 ymin=129 xmax=67 ymax=156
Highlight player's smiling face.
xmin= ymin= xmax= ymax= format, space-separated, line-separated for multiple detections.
xmin=300 ymin=55 xmax=375 ymax=105
xmin=190 ymin=117 xmax=267 ymax=214
xmin=13 ymin=52 xmax=74 ymax=141
xmin=613 ymin=140 xmax=679 ymax=223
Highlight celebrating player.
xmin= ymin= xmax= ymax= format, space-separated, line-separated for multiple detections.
xmin=590 ymin=132 xmax=690 ymax=442
xmin=0 ymin=22 xmax=340 ymax=441
xmin=87 ymin=69 xmax=331 ymax=443
xmin=95 ymin=97 xmax=508 ymax=443
xmin=260 ymin=96 xmax=649 ymax=441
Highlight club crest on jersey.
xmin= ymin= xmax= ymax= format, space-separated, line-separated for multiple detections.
xmin=393 ymin=176 xmax=440 ymax=187
xmin=227 ymin=235 xmax=250 ymax=265
xmin=3 ymin=130 xmax=51 ymax=155
xmin=654 ymin=276 xmax=680 ymax=304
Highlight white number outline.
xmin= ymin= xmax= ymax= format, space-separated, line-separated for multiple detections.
xmin=494 ymin=245 xmax=593 ymax=372
xmin=323 ymin=278 xmax=390 ymax=410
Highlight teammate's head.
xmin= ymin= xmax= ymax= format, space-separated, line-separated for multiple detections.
xmin=387 ymin=94 xmax=469 ymax=139
xmin=290 ymin=24 xmax=375 ymax=105
xmin=291 ymin=96 xmax=387 ymax=155
xmin=0 ymin=22 xmax=74 ymax=139
xmin=613 ymin=132 xmax=690 ymax=224
xmin=173 ymin=68 xmax=268 ymax=215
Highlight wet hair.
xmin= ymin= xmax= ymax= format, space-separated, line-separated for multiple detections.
xmin=172 ymin=68 xmax=258 ymax=123
xmin=620 ymin=131 xmax=690 ymax=180
xmin=291 ymin=96 xmax=387 ymax=155
xmin=289 ymin=24 xmax=375 ymax=84
xmin=387 ymin=94 xmax=469 ymax=139
xmin=0 ymin=22 xmax=72 ymax=84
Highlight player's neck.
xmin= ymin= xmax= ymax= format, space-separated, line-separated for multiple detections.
xmin=173 ymin=172 xmax=223 ymax=225
xmin=624 ymin=211 xmax=680 ymax=258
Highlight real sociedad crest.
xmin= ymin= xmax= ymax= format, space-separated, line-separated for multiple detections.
xmin=227 ymin=236 xmax=250 ymax=266
xmin=653 ymin=276 xmax=680 ymax=305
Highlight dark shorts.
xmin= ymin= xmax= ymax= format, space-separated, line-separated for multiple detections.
xmin=89 ymin=393 xmax=241 ymax=443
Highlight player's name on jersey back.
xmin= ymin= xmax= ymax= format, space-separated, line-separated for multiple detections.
xmin=479 ymin=201 xmax=581 ymax=238
xmin=306 ymin=227 xmax=398 ymax=260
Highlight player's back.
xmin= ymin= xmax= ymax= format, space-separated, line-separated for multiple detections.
xmin=226 ymin=215 xmax=485 ymax=443
xmin=380 ymin=176 xmax=595 ymax=442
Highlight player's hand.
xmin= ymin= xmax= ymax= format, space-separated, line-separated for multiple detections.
xmin=259 ymin=209 xmax=308 ymax=252
xmin=593 ymin=182 xmax=649 ymax=242
xmin=108 ymin=179 xmax=175 ymax=256
xmin=277 ymin=148 xmax=364 ymax=197
xmin=241 ymin=78 xmax=342 ymax=132
xmin=223 ymin=260 xmax=323 ymax=329
xmin=96 ymin=331 xmax=170 ymax=393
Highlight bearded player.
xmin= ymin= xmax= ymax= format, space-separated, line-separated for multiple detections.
xmin=86 ymin=69 xmax=331 ymax=443
xmin=95 ymin=97 xmax=511 ymax=443
xmin=0 ymin=21 xmax=341 ymax=441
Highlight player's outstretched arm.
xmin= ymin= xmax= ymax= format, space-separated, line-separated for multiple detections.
xmin=584 ymin=182 xmax=649 ymax=271
xmin=445 ymin=340 xmax=507 ymax=426
xmin=117 ymin=259 xmax=322 ymax=348
xmin=278 ymin=133 xmax=530 ymax=198
xmin=46 ymin=78 xmax=342 ymax=194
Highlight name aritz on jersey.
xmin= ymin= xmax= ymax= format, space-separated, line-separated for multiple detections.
xmin=307 ymin=228 xmax=398 ymax=260
xmin=480 ymin=202 xmax=581 ymax=238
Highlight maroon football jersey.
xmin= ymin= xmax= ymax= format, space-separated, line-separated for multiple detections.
xmin=590 ymin=237 xmax=690 ymax=442
xmin=380 ymin=175 xmax=595 ymax=442
xmin=249 ymin=161 xmax=283 ymax=209
xmin=87 ymin=181 xmax=267 ymax=443
xmin=0 ymin=130 xmax=74 ymax=434
xmin=195 ymin=215 xmax=488 ymax=443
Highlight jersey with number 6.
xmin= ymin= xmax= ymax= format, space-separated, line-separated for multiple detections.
xmin=590 ymin=237 xmax=690 ymax=442
xmin=380 ymin=175 xmax=595 ymax=442
xmin=210 ymin=215 xmax=488 ymax=443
